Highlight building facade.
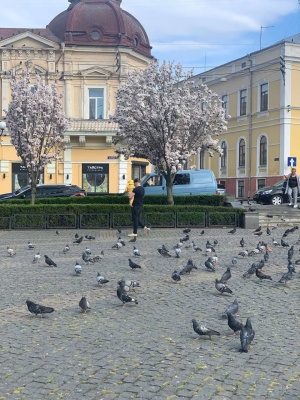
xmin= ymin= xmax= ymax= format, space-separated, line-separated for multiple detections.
xmin=0 ymin=0 xmax=152 ymax=194
xmin=191 ymin=36 xmax=300 ymax=199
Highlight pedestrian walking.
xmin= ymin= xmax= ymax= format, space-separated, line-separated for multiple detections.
xmin=284 ymin=168 xmax=300 ymax=208
xmin=128 ymin=178 xmax=148 ymax=237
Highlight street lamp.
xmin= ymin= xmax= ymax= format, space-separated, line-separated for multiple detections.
xmin=0 ymin=120 xmax=6 ymax=141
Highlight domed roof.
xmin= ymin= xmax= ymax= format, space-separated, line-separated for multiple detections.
xmin=47 ymin=0 xmax=152 ymax=58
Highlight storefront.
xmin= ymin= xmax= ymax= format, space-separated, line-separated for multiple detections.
xmin=12 ymin=163 xmax=44 ymax=191
xmin=82 ymin=163 xmax=109 ymax=193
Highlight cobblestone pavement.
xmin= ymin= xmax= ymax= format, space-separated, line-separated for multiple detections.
xmin=1 ymin=225 xmax=300 ymax=400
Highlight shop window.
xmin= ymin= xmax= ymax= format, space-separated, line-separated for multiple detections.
xmin=82 ymin=164 xmax=109 ymax=193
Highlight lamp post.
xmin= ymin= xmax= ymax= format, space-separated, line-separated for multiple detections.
xmin=0 ymin=120 xmax=6 ymax=141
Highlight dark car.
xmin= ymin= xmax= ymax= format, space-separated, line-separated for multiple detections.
xmin=253 ymin=180 xmax=295 ymax=205
xmin=0 ymin=184 xmax=85 ymax=200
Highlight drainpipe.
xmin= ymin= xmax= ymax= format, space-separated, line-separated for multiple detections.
xmin=247 ymin=56 xmax=253 ymax=199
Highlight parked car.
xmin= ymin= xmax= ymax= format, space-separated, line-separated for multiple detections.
xmin=253 ymin=180 xmax=294 ymax=205
xmin=140 ymin=170 xmax=218 ymax=196
xmin=217 ymin=183 xmax=227 ymax=196
xmin=0 ymin=184 xmax=85 ymax=200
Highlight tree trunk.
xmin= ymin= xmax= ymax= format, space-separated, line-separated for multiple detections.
xmin=30 ymin=180 xmax=37 ymax=205
xmin=166 ymin=182 xmax=174 ymax=205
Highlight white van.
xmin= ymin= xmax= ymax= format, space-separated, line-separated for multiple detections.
xmin=140 ymin=170 xmax=218 ymax=196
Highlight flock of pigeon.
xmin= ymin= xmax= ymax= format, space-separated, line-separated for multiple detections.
xmin=6 ymin=222 xmax=299 ymax=354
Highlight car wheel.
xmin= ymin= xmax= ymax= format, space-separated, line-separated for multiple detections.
xmin=270 ymin=194 xmax=283 ymax=205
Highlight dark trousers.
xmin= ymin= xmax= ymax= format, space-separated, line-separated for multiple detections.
xmin=131 ymin=206 xmax=144 ymax=234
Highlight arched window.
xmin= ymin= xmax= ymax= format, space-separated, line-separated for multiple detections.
xmin=259 ymin=136 xmax=267 ymax=166
xmin=221 ymin=141 xmax=227 ymax=168
xmin=238 ymin=138 xmax=245 ymax=167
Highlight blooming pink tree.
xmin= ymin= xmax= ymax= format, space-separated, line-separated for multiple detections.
xmin=112 ymin=61 xmax=227 ymax=204
xmin=6 ymin=72 xmax=69 ymax=204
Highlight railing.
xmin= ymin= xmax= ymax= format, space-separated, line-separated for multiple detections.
xmin=69 ymin=119 xmax=119 ymax=132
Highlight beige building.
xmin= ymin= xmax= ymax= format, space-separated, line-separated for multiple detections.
xmin=191 ymin=35 xmax=300 ymax=200
xmin=0 ymin=0 xmax=152 ymax=194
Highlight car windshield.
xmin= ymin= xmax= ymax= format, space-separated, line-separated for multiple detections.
xmin=14 ymin=185 xmax=30 ymax=195
xmin=273 ymin=180 xmax=284 ymax=187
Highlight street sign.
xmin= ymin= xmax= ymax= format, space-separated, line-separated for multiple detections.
xmin=288 ymin=157 xmax=297 ymax=167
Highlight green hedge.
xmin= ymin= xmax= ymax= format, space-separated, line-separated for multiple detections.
xmin=0 ymin=194 xmax=227 ymax=206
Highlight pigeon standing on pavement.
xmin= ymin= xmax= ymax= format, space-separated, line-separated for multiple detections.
xmin=158 ymin=245 xmax=171 ymax=257
xmin=192 ymin=319 xmax=220 ymax=340
xmin=63 ymin=244 xmax=70 ymax=254
xmin=73 ymin=236 xmax=83 ymax=244
xmin=220 ymin=267 xmax=232 ymax=284
xmin=26 ymin=300 xmax=55 ymax=316
xmin=6 ymin=246 xmax=16 ymax=257
xmin=28 ymin=241 xmax=35 ymax=249
xmin=204 ymin=259 xmax=216 ymax=272
xmin=74 ymin=262 xmax=82 ymax=275
xmin=128 ymin=258 xmax=142 ymax=270
xmin=171 ymin=270 xmax=181 ymax=283
xmin=227 ymin=313 xmax=244 ymax=335
xmin=117 ymin=286 xmax=138 ymax=305
xmin=133 ymin=247 xmax=140 ymax=257
xmin=239 ymin=318 xmax=255 ymax=353
xmin=215 ymin=279 xmax=232 ymax=294
xmin=118 ymin=280 xmax=140 ymax=292
xmin=228 ymin=228 xmax=236 ymax=234
xmin=174 ymin=244 xmax=182 ymax=258
xmin=96 ymin=272 xmax=109 ymax=286
xmin=222 ymin=299 xmax=239 ymax=318
xmin=85 ymin=235 xmax=95 ymax=240
xmin=240 ymin=238 xmax=245 ymax=247
xmin=32 ymin=252 xmax=41 ymax=263
xmin=44 ymin=255 xmax=57 ymax=267
xmin=79 ymin=296 xmax=91 ymax=313
xmin=256 ymin=269 xmax=272 ymax=281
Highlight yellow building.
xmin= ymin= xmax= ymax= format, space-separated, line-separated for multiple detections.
xmin=0 ymin=0 xmax=152 ymax=194
xmin=191 ymin=36 xmax=300 ymax=200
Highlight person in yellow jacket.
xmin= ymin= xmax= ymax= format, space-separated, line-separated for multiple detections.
xmin=125 ymin=179 xmax=135 ymax=206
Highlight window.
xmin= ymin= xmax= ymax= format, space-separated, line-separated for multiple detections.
xmin=132 ymin=164 xmax=147 ymax=180
xmin=82 ymin=164 xmax=109 ymax=193
xmin=237 ymin=180 xmax=245 ymax=198
xmin=221 ymin=141 xmax=227 ymax=168
xmin=257 ymin=178 xmax=266 ymax=190
xmin=239 ymin=89 xmax=247 ymax=116
xmin=260 ymin=83 xmax=268 ymax=112
xmin=222 ymin=94 xmax=228 ymax=118
xmin=89 ymin=88 xmax=104 ymax=120
xmin=238 ymin=138 xmax=245 ymax=167
xmin=173 ymin=173 xmax=190 ymax=185
xmin=259 ymin=136 xmax=267 ymax=166
xmin=241 ymin=62 xmax=246 ymax=68
xmin=144 ymin=175 xmax=162 ymax=186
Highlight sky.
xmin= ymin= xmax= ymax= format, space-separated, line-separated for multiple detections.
xmin=1 ymin=0 xmax=300 ymax=74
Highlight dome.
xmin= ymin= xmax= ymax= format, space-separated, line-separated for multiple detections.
xmin=47 ymin=0 xmax=152 ymax=58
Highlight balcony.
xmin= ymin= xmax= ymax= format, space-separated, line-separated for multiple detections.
xmin=68 ymin=119 xmax=119 ymax=134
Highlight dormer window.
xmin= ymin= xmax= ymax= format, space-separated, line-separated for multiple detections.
xmin=91 ymin=30 xmax=101 ymax=41
xmin=133 ymin=37 xmax=139 ymax=47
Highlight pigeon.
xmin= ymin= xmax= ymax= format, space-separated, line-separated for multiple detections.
xmin=204 ymin=259 xmax=216 ymax=272
xmin=220 ymin=267 xmax=231 ymax=283
xmin=174 ymin=244 xmax=182 ymax=258
xmin=264 ymin=251 xmax=269 ymax=262
xmin=281 ymin=239 xmax=290 ymax=247
xmin=238 ymin=249 xmax=248 ymax=257
xmin=228 ymin=228 xmax=236 ymax=234
xmin=239 ymin=317 xmax=255 ymax=353
xmin=215 ymin=279 xmax=232 ymax=294
xmin=26 ymin=300 xmax=55 ymax=316
xmin=272 ymin=238 xmax=280 ymax=246
xmin=158 ymin=245 xmax=171 ymax=257
xmin=44 ymin=255 xmax=57 ymax=267
xmin=117 ymin=237 xmax=126 ymax=246
xmin=85 ymin=246 xmax=92 ymax=255
xmin=248 ymin=207 xmax=257 ymax=212
xmin=183 ymin=228 xmax=191 ymax=234
xmin=253 ymin=226 xmax=261 ymax=233
xmin=32 ymin=252 xmax=41 ymax=263
xmin=180 ymin=259 xmax=198 ymax=275
xmin=243 ymin=260 xmax=264 ymax=278
xmin=128 ymin=258 xmax=142 ymax=270
xmin=192 ymin=242 xmax=202 ymax=252
xmin=85 ymin=235 xmax=95 ymax=240
xmin=28 ymin=241 xmax=35 ymax=249
xmin=222 ymin=299 xmax=239 ymax=318
xmin=133 ymin=246 xmax=140 ymax=257
xmin=256 ymin=269 xmax=272 ymax=280
xmin=6 ymin=246 xmax=16 ymax=257
xmin=79 ymin=296 xmax=91 ymax=313
xmin=278 ymin=271 xmax=293 ymax=286
xmin=96 ymin=273 xmax=109 ymax=286
xmin=112 ymin=242 xmax=123 ymax=250
xmin=266 ymin=227 xmax=271 ymax=235
xmin=181 ymin=234 xmax=190 ymax=242
xmin=191 ymin=319 xmax=220 ymax=340
xmin=254 ymin=231 xmax=263 ymax=236
xmin=82 ymin=252 xmax=93 ymax=264
xmin=171 ymin=270 xmax=181 ymax=283
xmin=240 ymin=238 xmax=245 ymax=247
xmin=117 ymin=287 xmax=138 ymax=305
xmin=74 ymin=262 xmax=82 ymax=275
xmin=55 ymin=230 xmax=60 ymax=236
xmin=117 ymin=228 xmax=122 ymax=235
xmin=213 ymin=240 xmax=218 ymax=246
xmin=227 ymin=313 xmax=244 ymax=335
xmin=63 ymin=244 xmax=70 ymax=254
xmin=73 ymin=236 xmax=83 ymax=244
xmin=200 ymin=230 xmax=205 ymax=235
xmin=231 ymin=257 xmax=238 ymax=266
xmin=75 ymin=233 xmax=79 ymax=239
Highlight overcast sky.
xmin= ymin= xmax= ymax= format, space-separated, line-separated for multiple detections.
xmin=1 ymin=0 xmax=300 ymax=74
